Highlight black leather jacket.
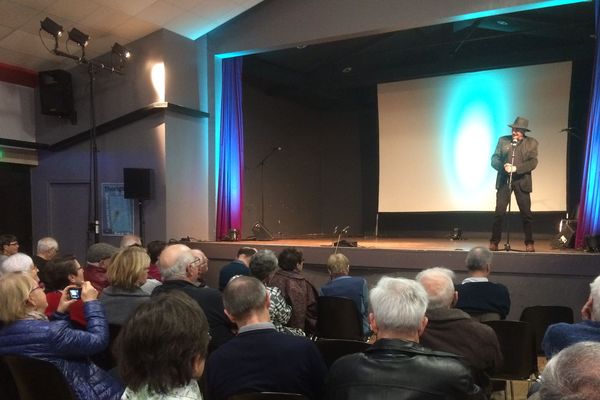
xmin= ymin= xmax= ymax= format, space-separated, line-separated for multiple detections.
xmin=324 ymin=338 xmax=484 ymax=400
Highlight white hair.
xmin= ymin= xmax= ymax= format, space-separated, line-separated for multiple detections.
xmin=37 ymin=237 xmax=59 ymax=254
xmin=120 ymin=234 xmax=142 ymax=248
xmin=415 ymin=267 xmax=456 ymax=310
xmin=369 ymin=276 xmax=428 ymax=332
xmin=1 ymin=253 xmax=34 ymax=275
xmin=160 ymin=249 xmax=195 ymax=281
xmin=590 ymin=275 xmax=600 ymax=321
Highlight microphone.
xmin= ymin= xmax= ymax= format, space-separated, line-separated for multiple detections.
xmin=341 ymin=225 xmax=350 ymax=234
xmin=511 ymin=138 xmax=518 ymax=146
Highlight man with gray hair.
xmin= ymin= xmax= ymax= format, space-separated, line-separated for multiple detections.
xmin=536 ymin=341 xmax=600 ymax=399
xmin=205 ymin=276 xmax=326 ymax=399
xmin=455 ymin=246 xmax=511 ymax=320
xmin=417 ymin=267 xmax=502 ymax=397
xmin=152 ymin=244 xmax=234 ymax=351
xmin=542 ymin=275 xmax=600 ymax=358
xmin=325 ymin=276 xmax=482 ymax=399
xmin=32 ymin=236 xmax=59 ymax=272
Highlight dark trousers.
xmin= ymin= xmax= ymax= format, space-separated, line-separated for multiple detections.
xmin=491 ymin=181 xmax=534 ymax=244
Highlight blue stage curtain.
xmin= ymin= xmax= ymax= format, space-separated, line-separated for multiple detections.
xmin=576 ymin=0 xmax=600 ymax=248
xmin=216 ymin=57 xmax=244 ymax=240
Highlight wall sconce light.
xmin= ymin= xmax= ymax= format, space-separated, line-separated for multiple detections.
xmin=40 ymin=17 xmax=63 ymax=38
xmin=68 ymin=27 xmax=89 ymax=47
xmin=112 ymin=42 xmax=131 ymax=60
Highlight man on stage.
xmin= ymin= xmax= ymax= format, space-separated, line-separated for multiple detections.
xmin=490 ymin=116 xmax=538 ymax=252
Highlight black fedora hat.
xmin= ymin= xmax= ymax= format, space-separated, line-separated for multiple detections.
xmin=508 ymin=116 xmax=531 ymax=132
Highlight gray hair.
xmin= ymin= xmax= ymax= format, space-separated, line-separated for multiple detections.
xmin=590 ymin=276 xmax=600 ymax=321
xmin=223 ymin=276 xmax=267 ymax=319
xmin=37 ymin=237 xmax=58 ymax=254
xmin=369 ymin=276 xmax=428 ymax=332
xmin=249 ymin=250 xmax=278 ymax=282
xmin=1 ymin=253 xmax=34 ymax=275
xmin=160 ymin=249 xmax=195 ymax=281
xmin=415 ymin=267 xmax=455 ymax=310
xmin=465 ymin=246 xmax=493 ymax=272
xmin=120 ymin=234 xmax=142 ymax=248
xmin=540 ymin=341 xmax=600 ymax=400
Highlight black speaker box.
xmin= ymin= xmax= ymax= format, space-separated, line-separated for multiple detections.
xmin=124 ymin=168 xmax=153 ymax=200
xmin=39 ymin=70 xmax=74 ymax=117
xmin=252 ymin=222 xmax=273 ymax=241
xmin=550 ymin=220 xmax=576 ymax=249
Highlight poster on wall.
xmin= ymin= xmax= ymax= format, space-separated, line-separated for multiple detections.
xmin=102 ymin=183 xmax=134 ymax=236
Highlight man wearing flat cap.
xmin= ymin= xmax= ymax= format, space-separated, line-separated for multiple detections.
xmin=490 ymin=116 xmax=538 ymax=252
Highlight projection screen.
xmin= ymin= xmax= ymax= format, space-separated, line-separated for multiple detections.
xmin=378 ymin=62 xmax=571 ymax=212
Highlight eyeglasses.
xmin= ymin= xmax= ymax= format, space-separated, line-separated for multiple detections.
xmin=190 ymin=257 xmax=203 ymax=267
xmin=29 ymin=283 xmax=43 ymax=294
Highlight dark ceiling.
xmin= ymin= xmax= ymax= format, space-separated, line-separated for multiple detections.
xmin=242 ymin=2 xmax=595 ymax=108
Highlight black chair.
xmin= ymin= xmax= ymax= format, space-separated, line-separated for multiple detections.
xmin=228 ymin=392 xmax=309 ymax=400
xmin=91 ymin=323 xmax=122 ymax=370
xmin=483 ymin=320 xmax=537 ymax=400
xmin=519 ymin=305 xmax=574 ymax=355
xmin=315 ymin=338 xmax=370 ymax=368
xmin=0 ymin=356 xmax=20 ymax=400
xmin=316 ymin=296 xmax=363 ymax=340
xmin=1 ymin=354 xmax=77 ymax=400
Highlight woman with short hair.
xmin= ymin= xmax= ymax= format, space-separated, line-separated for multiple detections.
xmin=116 ymin=291 xmax=211 ymax=399
xmin=44 ymin=255 xmax=87 ymax=327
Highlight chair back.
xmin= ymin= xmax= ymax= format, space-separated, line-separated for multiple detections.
xmin=469 ymin=312 xmax=501 ymax=322
xmin=1 ymin=354 xmax=77 ymax=400
xmin=90 ymin=323 xmax=122 ymax=370
xmin=0 ymin=356 xmax=20 ymax=399
xmin=519 ymin=305 xmax=574 ymax=355
xmin=228 ymin=392 xmax=309 ymax=400
xmin=316 ymin=296 xmax=363 ymax=340
xmin=315 ymin=338 xmax=370 ymax=368
xmin=483 ymin=320 xmax=538 ymax=380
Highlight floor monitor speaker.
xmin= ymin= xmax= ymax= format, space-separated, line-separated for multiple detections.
xmin=252 ymin=222 xmax=273 ymax=241
xmin=550 ymin=219 xmax=576 ymax=249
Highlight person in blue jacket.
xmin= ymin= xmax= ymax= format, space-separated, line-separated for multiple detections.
xmin=0 ymin=272 xmax=123 ymax=400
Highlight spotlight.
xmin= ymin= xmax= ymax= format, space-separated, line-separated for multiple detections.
xmin=68 ymin=27 xmax=89 ymax=47
xmin=112 ymin=42 xmax=131 ymax=60
xmin=449 ymin=227 xmax=463 ymax=241
xmin=40 ymin=17 xmax=63 ymax=38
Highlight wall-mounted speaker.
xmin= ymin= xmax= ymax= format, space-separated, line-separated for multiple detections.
xmin=550 ymin=219 xmax=576 ymax=249
xmin=124 ymin=168 xmax=153 ymax=200
xmin=38 ymin=70 xmax=74 ymax=118
xmin=252 ymin=222 xmax=273 ymax=241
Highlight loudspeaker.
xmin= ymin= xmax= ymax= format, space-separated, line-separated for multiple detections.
xmin=585 ymin=235 xmax=600 ymax=253
xmin=550 ymin=219 xmax=576 ymax=249
xmin=38 ymin=70 xmax=74 ymax=118
xmin=124 ymin=168 xmax=153 ymax=200
xmin=252 ymin=222 xmax=273 ymax=241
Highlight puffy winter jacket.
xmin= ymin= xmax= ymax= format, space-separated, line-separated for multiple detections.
xmin=0 ymin=301 xmax=123 ymax=400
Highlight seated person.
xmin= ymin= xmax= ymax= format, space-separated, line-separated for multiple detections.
xmin=99 ymin=246 xmax=151 ymax=325
xmin=44 ymin=256 xmax=87 ymax=328
xmin=218 ymin=247 xmax=256 ymax=290
xmin=542 ymin=274 xmax=600 ymax=358
xmin=325 ymin=276 xmax=482 ymax=399
xmin=249 ymin=250 xmax=304 ymax=336
xmin=1 ymin=253 xmax=40 ymax=283
xmin=145 ymin=240 xmax=166 ymax=282
xmin=32 ymin=236 xmax=60 ymax=278
xmin=0 ymin=273 xmax=123 ymax=399
xmin=269 ymin=248 xmax=318 ymax=334
xmin=455 ymin=246 xmax=510 ymax=320
xmin=319 ymin=253 xmax=370 ymax=337
xmin=116 ymin=291 xmax=210 ymax=400
xmin=205 ymin=276 xmax=327 ymax=399
xmin=84 ymin=243 xmax=119 ymax=293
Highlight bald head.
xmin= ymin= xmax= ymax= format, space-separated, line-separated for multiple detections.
xmin=159 ymin=244 xmax=190 ymax=269
xmin=416 ymin=267 xmax=456 ymax=310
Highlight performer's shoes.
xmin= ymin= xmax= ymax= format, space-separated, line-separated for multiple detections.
xmin=526 ymin=243 xmax=535 ymax=252
xmin=489 ymin=242 xmax=499 ymax=251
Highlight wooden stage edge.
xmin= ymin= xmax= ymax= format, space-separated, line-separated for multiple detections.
xmin=191 ymin=236 xmax=599 ymax=278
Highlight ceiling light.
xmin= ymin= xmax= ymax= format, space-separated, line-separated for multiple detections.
xmin=68 ymin=28 xmax=89 ymax=47
xmin=496 ymin=20 xmax=509 ymax=26
xmin=112 ymin=43 xmax=131 ymax=60
xmin=342 ymin=66 xmax=353 ymax=73
xmin=40 ymin=17 xmax=63 ymax=38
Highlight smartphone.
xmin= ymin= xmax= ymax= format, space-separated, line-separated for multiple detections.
xmin=68 ymin=288 xmax=82 ymax=300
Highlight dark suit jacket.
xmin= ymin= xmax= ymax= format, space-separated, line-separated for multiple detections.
xmin=491 ymin=135 xmax=538 ymax=192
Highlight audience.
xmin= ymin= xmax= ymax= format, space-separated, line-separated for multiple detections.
xmin=325 ymin=276 xmax=482 ymax=399
xmin=542 ymin=274 xmax=600 ymax=358
xmin=146 ymin=240 xmax=166 ymax=281
xmin=43 ymin=255 xmax=87 ymax=328
xmin=269 ymin=247 xmax=319 ymax=335
xmin=0 ymin=273 xmax=123 ymax=399
xmin=99 ymin=246 xmax=151 ymax=325
xmin=153 ymin=244 xmax=234 ymax=351
xmin=205 ymin=276 xmax=327 ymax=399
xmin=191 ymin=248 xmax=209 ymax=287
xmin=116 ymin=291 xmax=210 ymax=400
xmin=85 ymin=242 xmax=119 ymax=293
xmin=455 ymin=246 xmax=511 ymax=320
xmin=32 ymin=236 xmax=59 ymax=276
xmin=218 ymin=247 xmax=257 ymax=290
xmin=416 ymin=267 xmax=502 ymax=397
xmin=320 ymin=252 xmax=370 ymax=337
xmin=0 ymin=252 xmax=40 ymax=282
xmin=249 ymin=250 xmax=304 ymax=336
xmin=0 ymin=234 xmax=19 ymax=258
xmin=120 ymin=234 xmax=142 ymax=248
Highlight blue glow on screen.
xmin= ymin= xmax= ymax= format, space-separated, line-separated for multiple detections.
xmin=442 ymin=71 xmax=508 ymax=202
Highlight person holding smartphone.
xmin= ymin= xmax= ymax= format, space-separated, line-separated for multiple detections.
xmin=43 ymin=256 xmax=87 ymax=328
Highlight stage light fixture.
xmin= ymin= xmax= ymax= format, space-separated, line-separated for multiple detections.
xmin=68 ymin=27 xmax=89 ymax=47
xmin=40 ymin=17 xmax=63 ymax=38
xmin=112 ymin=42 xmax=131 ymax=60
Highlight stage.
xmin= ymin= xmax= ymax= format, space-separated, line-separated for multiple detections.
xmin=192 ymin=236 xmax=598 ymax=321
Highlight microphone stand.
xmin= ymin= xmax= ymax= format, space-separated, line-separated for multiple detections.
xmin=253 ymin=147 xmax=281 ymax=239
xmin=504 ymin=141 xmax=518 ymax=251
